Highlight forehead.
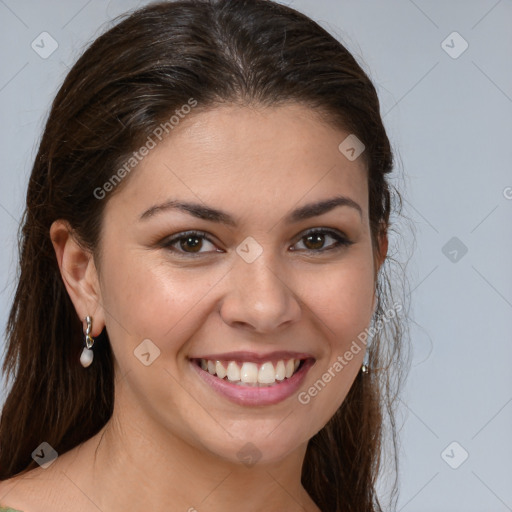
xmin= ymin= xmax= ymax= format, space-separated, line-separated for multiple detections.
xmin=106 ymin=104 xmax=368 ymax=223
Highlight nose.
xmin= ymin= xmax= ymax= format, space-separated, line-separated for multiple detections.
xmin=219 ymin=254 xmax=302 ymax=334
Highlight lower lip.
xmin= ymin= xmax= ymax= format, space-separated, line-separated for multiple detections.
xmin=189 ymin=358 xmax=315 ymax=406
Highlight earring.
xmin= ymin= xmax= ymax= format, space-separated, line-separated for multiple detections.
xmin=361 ymin=363 xmax=369 ymax=374
xmin=80 ymin=316 xmax=95 ymax=368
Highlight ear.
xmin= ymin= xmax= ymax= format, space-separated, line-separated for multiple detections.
xmin=50 ymin=219 xmax=105 ymax=337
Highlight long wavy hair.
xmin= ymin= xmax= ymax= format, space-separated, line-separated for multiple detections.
xmin=0 ymin=1 xmax=410 ymax=510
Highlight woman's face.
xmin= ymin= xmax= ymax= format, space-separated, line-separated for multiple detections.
xmin=95 ymin=104 xmax=382 ymax=465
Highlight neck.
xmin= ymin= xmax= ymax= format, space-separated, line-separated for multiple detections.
xmin=66 ymin=389 xmax=320 ymax=512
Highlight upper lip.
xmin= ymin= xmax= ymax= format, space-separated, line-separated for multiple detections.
xmin=189 ymin=351 xmax=315 ymax=363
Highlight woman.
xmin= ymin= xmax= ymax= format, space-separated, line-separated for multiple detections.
xmin=0 ymin=0 xmax=408 ymax=510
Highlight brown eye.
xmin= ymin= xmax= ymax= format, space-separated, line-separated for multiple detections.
xmin=161 ymin=228 xmax=352 ymax=258
xmin=303 ymin=233 xmax=326 ymax=251
xmin=292 ymin=229 xmax=353 ymax=253
xmin=179 ymin=235 xmax=203 ymax=253
xmin=162 ymin=231 xmax=219 ymax=256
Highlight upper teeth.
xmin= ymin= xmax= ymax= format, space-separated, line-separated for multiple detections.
xmin=199 ymin=358 xmax=301 ymax=384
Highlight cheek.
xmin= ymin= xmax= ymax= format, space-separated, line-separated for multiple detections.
xmin=304 ymin=254 xmax=375 ymax=341
xmin=99 ymin=250 xmax=218 ymax=352
xmin=290 ymin=252 xmax=375 ymax=429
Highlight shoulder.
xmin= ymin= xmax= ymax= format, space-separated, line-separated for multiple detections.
xmin=0 ymin=481 xmax=24 ymax=511
xmin=0 ymin=476 xmax=27 ymax=511
xmin=0 ymin=469 xmax=52 ymax=511
xmin=0 ymin=460 xmax=89 ymax=512
xmin=0 ymin=443 xmax=100 ymax=512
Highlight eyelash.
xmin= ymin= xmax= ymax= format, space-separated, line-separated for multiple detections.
xmin=160 ymin=228 xmax=353 ymax=257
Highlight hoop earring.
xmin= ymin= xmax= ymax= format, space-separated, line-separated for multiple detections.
xmin=80 ymin=316 xmax=95 ymax=368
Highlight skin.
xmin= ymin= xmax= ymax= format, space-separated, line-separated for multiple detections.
xmin=0 ymin=104 xmax=387 ymax=512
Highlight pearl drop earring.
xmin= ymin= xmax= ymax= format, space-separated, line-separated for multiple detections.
xmin=80 ymin=315 xmax=95 ymax=368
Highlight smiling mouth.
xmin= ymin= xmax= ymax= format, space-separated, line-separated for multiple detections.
xmin=190 ymin=357 xmax=308 ymax=387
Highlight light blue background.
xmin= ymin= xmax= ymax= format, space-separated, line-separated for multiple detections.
xmin=0 ymin=1 xmax=511 ymax=510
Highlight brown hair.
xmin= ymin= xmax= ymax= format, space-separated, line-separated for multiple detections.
xmin=0 ymin=1 xmax=409 ymax=510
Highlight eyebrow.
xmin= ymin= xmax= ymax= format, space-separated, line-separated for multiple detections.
xmin=139 ymin=195 xmax=363 ymax=225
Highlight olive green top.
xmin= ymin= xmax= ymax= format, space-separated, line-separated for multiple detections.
xmin=0 ymin=506 xmax=23 ymax=511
